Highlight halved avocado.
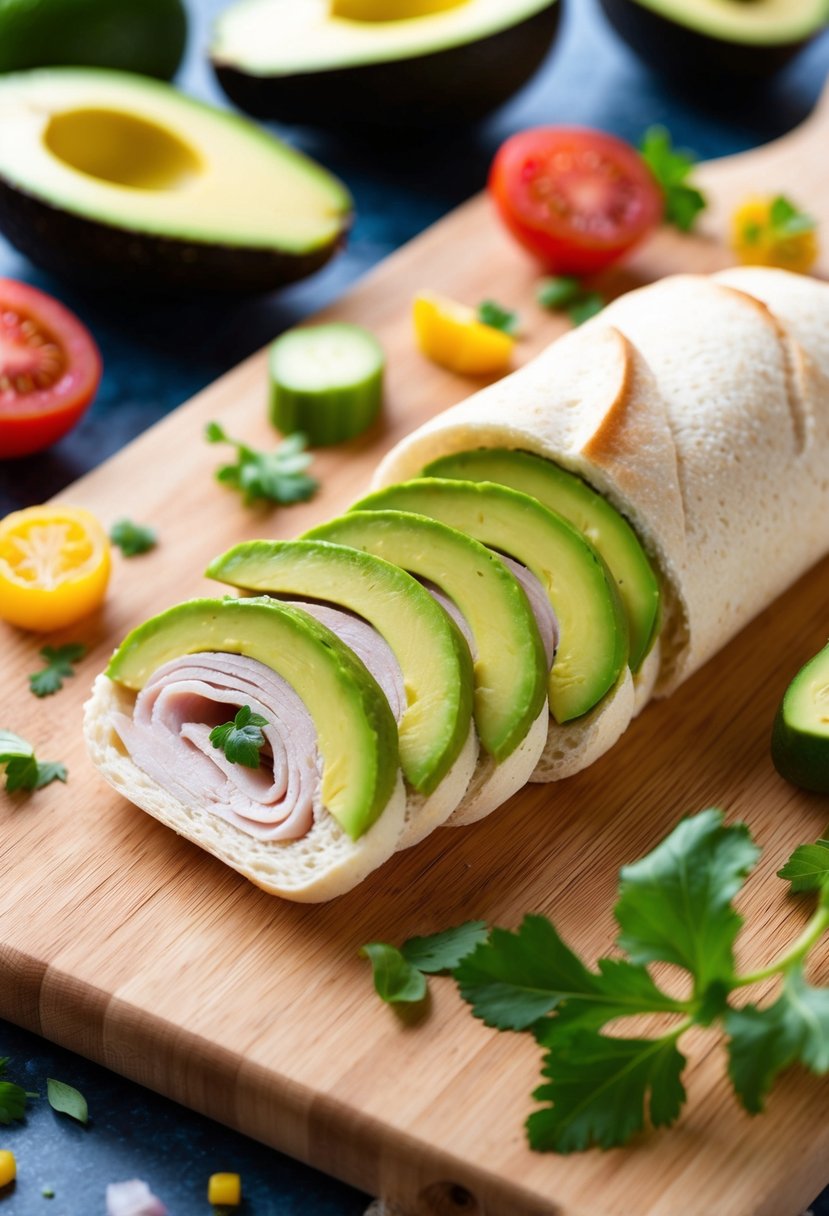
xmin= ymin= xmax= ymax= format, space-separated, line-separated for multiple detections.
xmin=206 ymin=539 xmax=474 ymax=797
xmin=210 ymin=0 xmax=562 ymax=130
xmin=106 ymin=597 xmax=399 ymax=840
xmin=424 ymin=449 xmax=660 ymax=674
xmin=304 ymin=509 xmax=548 ymax=761
xmin=353 ymin=479 xmax=628 ymax=724
xmin=0 ymin=68 xmax=352 ymax=293
xmin=599 ymin=0 xmax=829 ymax=84
xmin=771 ymin=640 xmax=829 ymax=794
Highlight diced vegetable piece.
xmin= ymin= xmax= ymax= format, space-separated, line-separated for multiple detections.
xmin=413 ymin=292 xmax=514 ymax=376
xmin=207 ymin=1173 xmax=241 ymax=1206
xmin=0 ymin=1150 xmax=16 ymax=1186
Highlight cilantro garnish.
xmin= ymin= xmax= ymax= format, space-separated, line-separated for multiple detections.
xmin=362 ymin=810 xmax=829 ymax=1153
xmin=0 ymin=731 xmax=67 ymax=793
xmin=361 ymin=943 xmax=428 ymax=1004
xmin=640 ymin=126 xmax=707 ymax=233
xmin=206 ymin=422 xmax=319 ymax=508
xmin=28 ymin=643 xmax=86 ymax=698
xmin=209 ymin=706 xmax=269 ymax=769
xmin=769 ymin=195 xmax=816 ymax=238
xmin=536 ymin=278 xmax=605 ymax=328
xmin=46 ymin=1078 xmax=88 ymax=1125
xmin=109 ymin=519 xmax=158 ymax=557
xmin=0 ymin=1057 xmax=37 ymax=1125
xmin=477 ymin=300 xmax=520 ymax=336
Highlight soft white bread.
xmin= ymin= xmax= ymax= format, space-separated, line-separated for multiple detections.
xmin=446 ymin=703 xmax=548 ymax=825
xmin=373 ymin=269 xmax=829 ymax=778
xmin=84 ymin=673 xmax=407 ymax=903
xmin=400 ymin=720 xmax=478 ymax=845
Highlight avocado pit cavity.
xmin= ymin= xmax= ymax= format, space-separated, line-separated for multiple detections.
xmin=44 ymin=107 xmax=201 ymax=191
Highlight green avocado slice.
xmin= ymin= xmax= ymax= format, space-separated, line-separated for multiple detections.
xmin=206 ymin=540 xmax=474 ymax=797
xmin=304 ymin=509 xmax=547 ymax=762
xmin=106 ymin=597 xmax=399 ymax=841
xmin=353 ymin=480 xmax=628 ymax=724
xmin=424 ymin=449 xmax=660 ymax=673
xmin=771 ymin=641 xmax=829 ymax=794
xmin=0 ymin=68 xmax=351 ymax=292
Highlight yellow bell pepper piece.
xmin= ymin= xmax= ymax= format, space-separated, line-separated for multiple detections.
xmin=0 ymin=1151 xmax=16 ymax=1187
xmin=731 ymin=195 xmax=819 ymax=275
xmin=331 ymin=0 xmax=467 ymax=20
xmin=207 ymin=1173 xmax=241 ymax=1206
xmin=413 ymin=293 xmax=515 ymax=376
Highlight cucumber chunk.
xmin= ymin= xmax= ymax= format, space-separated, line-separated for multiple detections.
xmin=772 ymin=640 xmax=829 ymax=794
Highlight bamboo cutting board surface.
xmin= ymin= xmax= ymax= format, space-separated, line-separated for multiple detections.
xmin=3 ymin=85 xmax=829 ymax=1216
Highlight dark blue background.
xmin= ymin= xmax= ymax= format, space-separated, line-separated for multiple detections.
xmin=2 ymin=0 xmax=829 ymax=1211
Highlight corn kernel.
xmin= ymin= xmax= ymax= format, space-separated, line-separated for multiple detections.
xmin=207 ymin=1172 xmax=241 ymax=1206
xmin=0 ymin=1151 xmax=16 ymax=1187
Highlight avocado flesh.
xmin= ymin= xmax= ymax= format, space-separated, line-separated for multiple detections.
xmin=0 ymin=68 xmax=351 ymax=291
xmin=772 ymin=641 xmax=829 ymax=794
xmin=206 ymin=540 xmax=474 ymax=797
xmin=211 ymin=1 xmax=561 ymax=129
xmin=425 ymin=450 xmax=660 ymax=675
xmin=612 ymin=0 xmax=828 ymax=43
xmin=304 ymin=510 xmax=547 ymax=762
xmin=106 ymin=597 xmax=399 ymax=841
xmin=354 ymin=480 xmax=628 ymax=725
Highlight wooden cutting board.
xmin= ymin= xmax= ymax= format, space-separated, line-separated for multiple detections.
xmin=3 ymin=82 xmax=829 ymax=1216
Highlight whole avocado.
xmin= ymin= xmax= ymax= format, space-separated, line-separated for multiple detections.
xmin=0 ymin=0 xmax=188 ymax=80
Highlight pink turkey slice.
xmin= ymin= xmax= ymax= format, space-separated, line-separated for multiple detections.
xmin=421 ymin=559 xmax=558 ymax=670
xmin=111 ymin=605 xmax=405 ymax=844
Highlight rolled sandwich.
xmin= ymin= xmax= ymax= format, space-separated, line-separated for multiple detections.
xmin=84 ymin=597 xmax=407 ymax=901
xmin=372 ymin=268 xmax=829 ymax=779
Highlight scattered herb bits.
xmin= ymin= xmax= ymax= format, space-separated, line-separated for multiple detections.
xmin=0 ymin=731 xmax=66 ymax=792
xmin=46 ymin=1078 xmax=88 ymax=1125
xmin=537 ymin=277 xmax=605 ymax=327
xmin=0 ymin=1058 xmax=35 ymax=1126
xmin=640 ymin=126 xmax=707 ymax=233
xmin=206 ymin=423 xmax=318 ymax=508
xmin=29 ymin=643 xmax=86 ymax=697
xmin=732 ymin=194 xmax=818 ymax=274
xmin=209 ymin=705 xmax=269 ymax=769
xmin=477 ymin=300 xmax=520 ymax=336
xmin=269 ymin=323 xmax=385 ymax=446
xmin=109 ymin=519 xmax=158 ymax=558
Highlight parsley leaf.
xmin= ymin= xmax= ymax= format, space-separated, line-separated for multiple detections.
xmin=209 ymin=705 xmax=269 ymax=769
xmin=536 ymin=276 xmax=583 ymax=311
xmin=477 ymin=300 xmax=520 ymax=336
xmin=528 ymin=1030 xmax=687 ymax=1153
xmin=778 ymin=839 xmax=829 ymax=893
xmin=0 ymin=1058 xmax=36 ymax=1126
xmin=725 ymin=966 xmax=829 ymax=1114
xmin=0 ymin=731 xmax=67 ymax=793
xmin=567 ymin=293 xmax=604 ymax=327
xmin=455 ymin=915 xmax=685 ymax=1033
xmin=614 ymin=808 xmax=759 ymax=996
xmin=46 ymin=1078 xmax=88 ymax=1125
xmin=109 ymin=519 xmax=158 ymax=557
xmin=361 ymin=943 xmax=427 ymax=1004
xmin=402 ymin=922 xmax=488 ymax=974
xmin=206 ymin=422 xmax=319 ymax=508
xmin=29 ymin=643 xmax=86 ymax=697
xmin=769 ymin=195 xmax=816 ymax=238
xmin=640 ymin=126 xmax=707 ymax=233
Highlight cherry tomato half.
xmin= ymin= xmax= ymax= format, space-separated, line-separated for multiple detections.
xmin=0 ymin=279 xmax=102 ymax=459
xmin=489 ymin=127 xmax=664 ymax=276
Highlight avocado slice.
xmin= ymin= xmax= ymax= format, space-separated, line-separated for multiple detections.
xmin=206 ymin=539 xmax=474 ymax=797
xmin=599 ymin=0 xmax=829 ymax=83
xmin=0 ymin=68 xmax=351 ymax=293
xmin=106 ymin=597 xmax=399 ymax=841
xmin=304 ymin=510 xmax=547 ymax=762
xmin=353 ymin=480 xmax=628 ymax=724
xmin=210 ymin=0 xmax=561 ymax=130
xmin=424 ymin=449 xmax=660 ymax=674
xmin=772 ymin=641 xmax=829 ymax=794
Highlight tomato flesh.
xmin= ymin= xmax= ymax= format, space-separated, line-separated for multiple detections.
xmin=489 ymin=127 xmax=664 ymax=275
xmin=0 ymin=279 xmax=102 ymax=459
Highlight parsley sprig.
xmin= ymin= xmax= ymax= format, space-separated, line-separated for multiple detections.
xmin=362 ymin=809 xmax=829 ymax=1154
xmin=0 ymin=731 xmax=66 ymax=793
xmin=477 ymin=300 xmax=520 ymax=336
xmin=536 ymin=277 xmax=604 ymax=328
xmin=109 ymin=519 xmax=158 ymax=557
xmin=640 ymin=126 xmax=707 ymax=233
xmin=28 ymin=643 xmax=86 ymax=698
xmin=0 ymin=1058 xmax=37 ymax=1125
xmin=209 ymin=705 xmax=269 ymax=769
xmin=206 ymin=422 xmax=319 ymax=508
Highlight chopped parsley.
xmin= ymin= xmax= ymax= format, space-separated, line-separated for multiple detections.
xmin=28 ymin=643 xmax=86 ymax=698
xmin=206 ymin=422 xmax=318 ymax=508
xmin=477 ymin=300 xmax=521 ymax=336
xmin=109 ymin=519 xmax=158 ymax=557
xmin=209 ymin=706 xmax=269 ymax=769
xmin=0 ymin=731 xmax=66 ymax=793
xmin=640 ymin=126 xmax=707 ymax=233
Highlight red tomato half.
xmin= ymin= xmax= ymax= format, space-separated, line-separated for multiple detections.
xmin=0 ymin=279 xmax=102 ymax=459
xmin=489 ymin=127 xmax=663 ymax=276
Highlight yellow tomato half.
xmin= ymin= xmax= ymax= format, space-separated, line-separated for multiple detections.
xmin=731 ymin=196 xmax=819 ymax=275
xmin=0 ymin=505 xmax=111 ymax=632
xmin=413 ymin=292 xmax=514 ymax=376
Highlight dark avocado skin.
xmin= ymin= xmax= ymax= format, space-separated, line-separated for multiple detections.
xmin=599 ymin=0 xmax=817 ymax=85
xmin=0 ymin=176 xmax=351 ymax=294
xmin=212 ymin=4 xmax=562 ymax=130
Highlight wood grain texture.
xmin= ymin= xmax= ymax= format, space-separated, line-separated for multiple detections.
xmin=3 ymin=85 xmax=829 ymax=1216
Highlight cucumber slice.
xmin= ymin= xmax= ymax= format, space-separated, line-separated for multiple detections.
xmin=269 ymin=322 xmax=384 ymax=446
xmin=772 ymin=641 xmax=829 ymax=793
